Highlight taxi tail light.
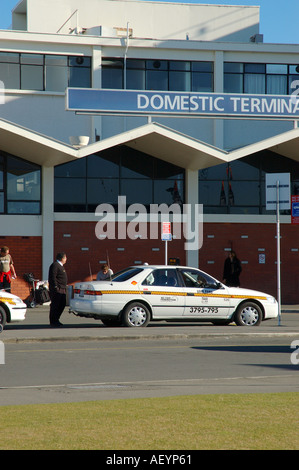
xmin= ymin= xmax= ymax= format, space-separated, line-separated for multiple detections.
xmin=85 ymin=290 xmax=102 ymax=296
xmin=73 ymin=289 xmax=102 ymax=296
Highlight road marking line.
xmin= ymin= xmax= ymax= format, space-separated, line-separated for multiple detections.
xmin=0 ymin=374 xmax=297 ymax=391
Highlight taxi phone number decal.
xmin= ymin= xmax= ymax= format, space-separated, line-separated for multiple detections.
xmin=189 ymin=306 xmax=219 ymax=313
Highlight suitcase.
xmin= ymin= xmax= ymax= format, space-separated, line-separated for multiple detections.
xmin=35 ymin=287 xmax=50 ymax=304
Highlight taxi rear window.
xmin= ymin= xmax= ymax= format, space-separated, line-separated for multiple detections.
xmin=111 ymin=268 xmax=143 ymax=282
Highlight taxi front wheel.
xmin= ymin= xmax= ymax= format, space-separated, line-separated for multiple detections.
xmin=234 ymin=302 xmax=262 ymax=326
xmin=122 ymin=302 xmax=150 ymax=327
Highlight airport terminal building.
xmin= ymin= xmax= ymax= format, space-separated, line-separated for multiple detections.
xmin=1 ymin=0 xmax=299 ymax=303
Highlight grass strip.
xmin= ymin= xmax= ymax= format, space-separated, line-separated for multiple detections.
xmin=0 ymin=392 xmax=298 ymax=450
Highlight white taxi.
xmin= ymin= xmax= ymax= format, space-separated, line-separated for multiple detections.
xmin=0 ymin=290 xmax=27 ymax=330
xmin=70 ymin=265 xmax=278 ymax=327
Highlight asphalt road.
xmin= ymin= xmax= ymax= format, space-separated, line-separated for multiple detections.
xmin=0 ymin=305 xmax=298 ymax=406
xmin=1 ymin=304 xmax=299 ymax=343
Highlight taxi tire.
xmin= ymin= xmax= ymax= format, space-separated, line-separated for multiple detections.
xmin=0 ymin=305 xmax=7 ymax=330
xmin=122 ymin=302 xmax=150 ymax=327
xmin=234 ymin=301 xmax=262 ymax=326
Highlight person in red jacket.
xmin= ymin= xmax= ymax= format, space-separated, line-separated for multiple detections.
xmin=0 ymin=246 xmax=17 ymax=292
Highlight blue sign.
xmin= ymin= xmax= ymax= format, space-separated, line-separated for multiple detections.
xmin=162 ymin=233 xmax=172 ymax=241
xmin=292 ymin=202 xmax=299 ymax=217
xmin=66 ymin=88 xmax=299 ymax=118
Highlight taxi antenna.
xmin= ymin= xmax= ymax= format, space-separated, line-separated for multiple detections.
xmin=106 ymin=250 xmax=112 ymax=282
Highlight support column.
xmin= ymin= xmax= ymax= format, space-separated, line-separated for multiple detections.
xmin=42 ymin=166 xmax=54 ymax=279
xmin=213 ymin=50 xmax=224 ymax=149
xmin=92 ymin=47 xmax=102 ymax=142
xmin=185 ymin=168 xmax=200 ymax=268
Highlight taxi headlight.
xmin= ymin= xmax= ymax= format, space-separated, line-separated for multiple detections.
xmin=266 ymin=296 xmax=276 ymax=303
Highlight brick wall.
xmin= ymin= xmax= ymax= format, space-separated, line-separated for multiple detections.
xmin=0 ymin=236 xmax=42 ymax=301
xmin=54 ymin=221 xmax=186 ymax=284
xmin=55 ymin=220 xmax=299 ymax=304
xmin=200 ymin=222 xmax=299 ymax=304
xmin=4 ymin=221 xmax=298 ymax=304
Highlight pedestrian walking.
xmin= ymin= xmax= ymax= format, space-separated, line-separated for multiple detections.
xmin=48 ymin=252 xmax=67 ymax=327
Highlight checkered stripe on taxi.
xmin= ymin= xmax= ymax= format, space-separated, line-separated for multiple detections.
xmin=0 ymin=297 xmax=19 ymax=305
xmin=74 ymin=289 xmax=267 ymax=301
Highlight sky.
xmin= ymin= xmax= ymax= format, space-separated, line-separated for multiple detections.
xmin=0 ymin=0 xmax=299 ymax=44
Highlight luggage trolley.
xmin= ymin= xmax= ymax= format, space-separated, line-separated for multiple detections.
xmin=23 ymin=273 xmax=50 ymax=308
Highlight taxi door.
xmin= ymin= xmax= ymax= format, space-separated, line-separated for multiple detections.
xmin=179 ymin=268 xmax=231 ymax=319
xmin=141 ymin=268 xmax=185 ymax=319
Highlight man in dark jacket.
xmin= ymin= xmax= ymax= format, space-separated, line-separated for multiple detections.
xmin=48 ymin=252 xmax=67 ymax=327
xmin=223 ymin=250 xmax=242 ymax=287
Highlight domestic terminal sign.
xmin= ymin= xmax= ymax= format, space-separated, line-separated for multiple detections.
xmin=66 ymin=88 xmax=299 ymax=119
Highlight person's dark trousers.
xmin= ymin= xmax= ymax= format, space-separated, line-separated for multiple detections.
xmin=49 ymin=291 xmax=66 ymax=325
xmin=0 ymin=280 xmax=11 ymax=292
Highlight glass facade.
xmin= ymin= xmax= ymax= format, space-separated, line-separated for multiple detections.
xmin=0 ymin=52 xmax=91 ymax=91
xmin=54 ymin=146 xmax=184 ymax=212
xmin=1 ymin=49 xmax=298 ymax=216
xmin=0 ymin=152 xmax=41 ymax=214
xmin=102 ymin=58 xmax=214 ymax=92
xmin=2 ymin=51 xmax=297 ymax=98
xmin=224 ymin=62 xmax=299 ymax=95
xmin=54 ymin=148 xmax=299 ymax=215
xmin=1 ymin=51 xmax=298 ymax=98
xmin=199 ymin=151 xmax=299 ymax=214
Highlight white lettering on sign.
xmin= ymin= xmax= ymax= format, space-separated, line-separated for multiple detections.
xmin=136 ymin=93 xmax=299 ymax=116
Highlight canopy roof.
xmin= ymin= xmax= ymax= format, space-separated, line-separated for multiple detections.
xmin=0 ymin=118 xmax=299 ymax=169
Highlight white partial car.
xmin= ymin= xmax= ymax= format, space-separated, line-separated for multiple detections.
xmin=70 ymin=265 xmax=278 ymax=327
xmin=0 ymin=290 xmax=27 ymax=330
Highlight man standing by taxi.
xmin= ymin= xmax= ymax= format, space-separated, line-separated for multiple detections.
xmin=48 ymin=252 xmax=67 ymax=327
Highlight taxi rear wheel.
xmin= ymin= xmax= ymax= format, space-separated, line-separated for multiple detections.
xmin=122 ymin=302 xmax=150 ymax=327
xmin=0 ymin=305 xmax=7 ymax=329
xmin=234 ymin=302 xmax=262 ymax=326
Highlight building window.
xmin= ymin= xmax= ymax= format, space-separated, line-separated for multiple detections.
xmin=0 ymin=152 xmax=41 ymax=214
xmin=20 ymin=54 xmax=44 ymax=91
xmin=101 ymin=59 xmax=124 ymax=89
xmin=45 ymin=55 xmax=68 ymax=91
xmin=102 ymin=58 xmax=214 ymax=92
xmin=54 ymin=146 xmax=184 ymax=212
xmin=68 ymin=56 xmax=91 ymax=88
xmin=0 ymin=52 xmax=91 ymax=92
xmin=199 ymin=151 xmax=299 ymax=215
xmin=224 ymin=62 xmax=299 ymax=95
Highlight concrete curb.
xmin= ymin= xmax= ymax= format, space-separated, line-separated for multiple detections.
xmin=1 ymin=305 xmax=298 ymax=344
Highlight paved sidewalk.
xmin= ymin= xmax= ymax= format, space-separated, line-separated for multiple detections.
xmin=1 ymin=304 xmax=298 ymax=343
